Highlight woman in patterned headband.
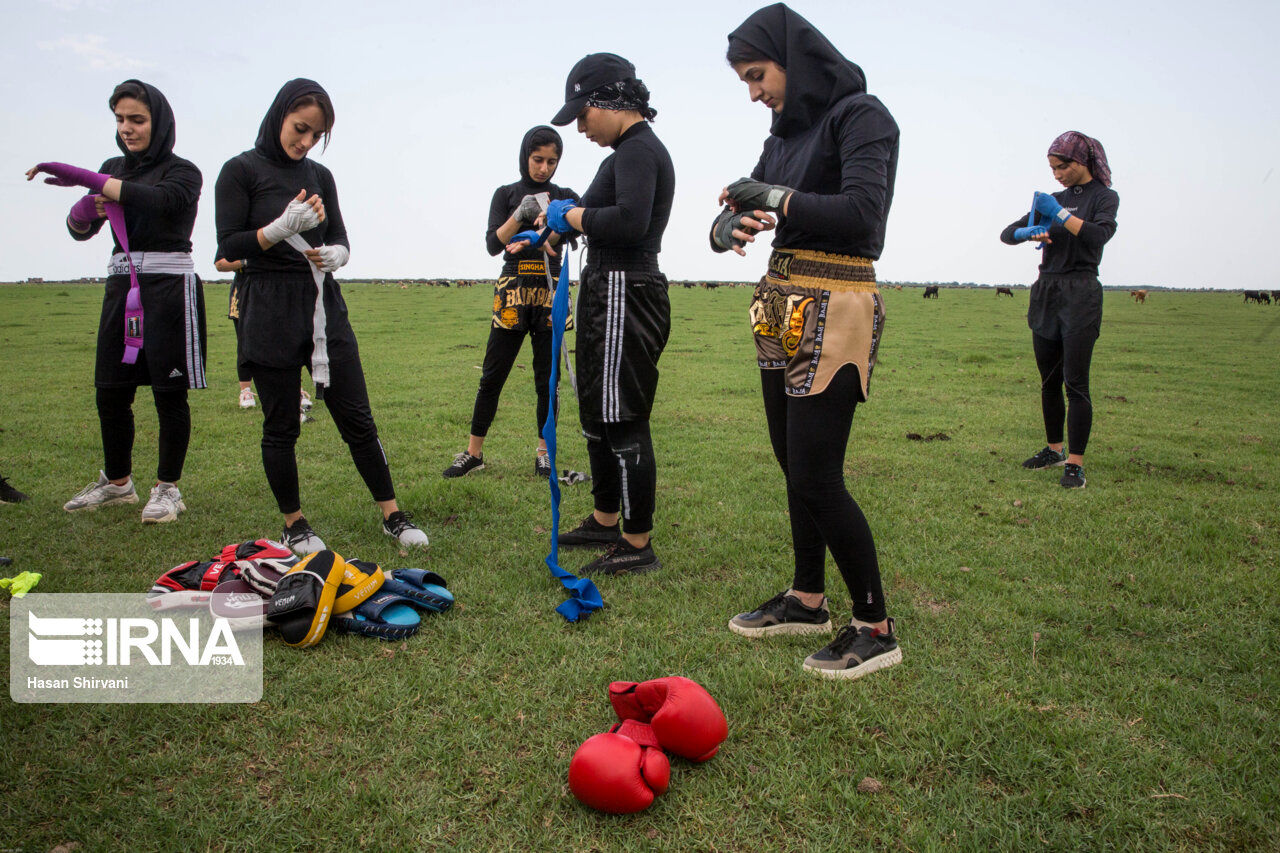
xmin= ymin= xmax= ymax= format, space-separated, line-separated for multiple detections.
xmin=714 ymin=3 xmax=902 ymax=681
xmin=26 ymin=80 xmax=206 ymax=526
xmin=1001 ymin=131 xmax=1120 ymax=490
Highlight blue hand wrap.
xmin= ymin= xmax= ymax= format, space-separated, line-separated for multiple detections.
xmin=512 ymin=228 xmax=551 ymax=249
xmin=1013 ymin=225 xmax=1048 ymax=242
xmin=547 ymin=199 xmax=577 ymax=234
xmin=540 ymin=253 xmax=603 ymax=622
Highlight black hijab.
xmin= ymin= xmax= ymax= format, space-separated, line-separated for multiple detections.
xmin=728 ymin=3 xmax=866 ymax=139
xmin=254 ymin=78 xmax=330 ymax=165
xmin=113 ymin=79 xmax=176 ymax=177
xmin=517 ymin=125 xmax=563 ymax=186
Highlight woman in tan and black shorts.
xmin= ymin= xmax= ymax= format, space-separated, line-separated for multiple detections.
xmin=712 ymin=3 xmax=901 ymax=680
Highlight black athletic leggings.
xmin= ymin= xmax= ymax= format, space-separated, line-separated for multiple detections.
xmin=230 ymin=318 xmax=253 ymax=383
xmin=761 ymin=365 xmax=886 ymax=624
xmin=583 ymin=418 xmax=656 ymax=536
xmin=1032 ymin=331 xmax=1096 ymax=455
xmin=470 ymin=327 xmax=553 ymax=438
xmin=250 ymin=357 xmax=394 ymax=515
xmin=97 ymin=385 xmax=190 ymax=483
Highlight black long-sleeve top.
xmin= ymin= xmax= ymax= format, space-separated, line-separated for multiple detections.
xmin=1000 ymin=181 xmax=1119 ymax=277
xmin=485 ymin=180 xmax=579 ymax=276
xmin=214 ymin=150 xmax=348 ymax=272
xmin=578 ymin=122 xmax=675 ymax=259
xmin=737 ymin=93 xmax=898 ymax=259
xmin=67 ymin=154 xmax=201 ymax=253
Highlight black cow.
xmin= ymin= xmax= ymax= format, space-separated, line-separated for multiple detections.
xmin=923 ymin=285 xmax=940 ymax=299
xmin=995 ymin=287 xmax=1014 ymax=297
xmin=1272 ymin=290 xmax=1280 ymax=303
xmin=1244 ymin=290 xmax=1264 ymax=303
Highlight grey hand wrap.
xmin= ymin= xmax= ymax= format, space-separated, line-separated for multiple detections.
xmin=726 ymin=178 xmax=793 ymax=214
xmin=711 ymin=207 xmax=754 ymax=251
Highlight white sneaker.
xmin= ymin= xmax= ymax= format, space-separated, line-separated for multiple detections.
xmin=382 ymin=511 xmax=429 ymax=548
xmin=282 ymin=517 xmax=326 ymax=555
xmin=141 ymin=482 xmax=186 ymax=524
xmin=239 ymin=387 xmax=256 ymax=408
xmin=300 ymin=389 xmax=313 ymax=412
xmin=64 ymin=471 xmax=138 ymax=512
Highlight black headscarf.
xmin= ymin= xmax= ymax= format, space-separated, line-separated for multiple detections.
xmin=728 ymin=3 xmax=866 ymax=139
xmin=517 ymin=125 xmax=563 ymax=186
xmin=254 ymin=78 xmax=330 ymax=165
xmin=113 ymin=79 xmax=176 ymax=178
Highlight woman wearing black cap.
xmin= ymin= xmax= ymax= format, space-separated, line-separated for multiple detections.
xmin=1001 ymin=131 xmax=1119 ymax=490
xmin=714 ymin=4 xmax=902 ymax=680
xmin=535 ymin=53 xmax=675 ymax=576
xmin=214 ymin=79 xmax=427 ymax=554
xmin=27 ymin=80 xmax=205 ymax=525
xmin=443 ymin=126 xmax=579 ymax=480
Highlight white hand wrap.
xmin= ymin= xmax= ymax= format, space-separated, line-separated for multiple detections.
xmin=261 ymin=199 xmax=322 ymax=245
xmin=313 ymin=244 xmax=350 ymax=273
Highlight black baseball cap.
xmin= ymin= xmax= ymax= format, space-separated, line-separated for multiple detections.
xmin=551 ymin=53 xmax=636 ymax=126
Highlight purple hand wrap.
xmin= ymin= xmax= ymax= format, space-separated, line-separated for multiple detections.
xmin=103 ymin=202 xmax=143 ymax=364
xmin=68 ymin=194 xmax=98 ymax=229
xmin=36 ymin=162 xmax=110 ymax=194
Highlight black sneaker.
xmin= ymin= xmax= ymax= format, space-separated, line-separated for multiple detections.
xmin=1022 ymin=446 xmax=1066 ymax=470
xmin=802 ymin=618 xmax=902 ymax=680
xmin=581 ymin=539 xmax=660 ymax=576
xmin=1060 ymin=463 xmax=1086 ymax=489
xmin=729 ymin=591 xmax=833 ymax=638
xmin=558 ymin=514 xmax=621 ymax=547
xmin=0 ymin=477 xmax=29 ymax=504
xmin=442 ymin=451 xmax=484 ymax=479
xmin=382 ymin=510 xmax=429 ymax=547
xmin=282 ymin=516 xmax=326 ymax=555
xmin=535 ymin=451 xmax=552 ymax=478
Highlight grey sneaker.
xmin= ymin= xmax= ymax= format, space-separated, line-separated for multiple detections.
xmin=1022 ymin=446 xmax=1066 ymax=470
xmin=282 ymin=516 xmax=326 ymax=555
xmin=141 ymin=482 xmax=186 ymax=524
xmin=64 ymin=471 xmax=138 ymax=512
xmin=383 ymin=510 xmax=429 ymax=548
xmin=802 ymin=618 xmax=902 ymax=680
xmin=729 ymin=591 xmax=833 ymax=638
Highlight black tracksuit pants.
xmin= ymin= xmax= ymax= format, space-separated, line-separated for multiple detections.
xmin=761 ymin=365 xmax=886 ymax=624
xmin=97 ymin=385 xmax=190 ymax=484
xmin=249 ymin=356 xmax=394 ymax=514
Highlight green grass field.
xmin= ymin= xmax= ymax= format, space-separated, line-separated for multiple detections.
xmin=1 ymin=282 xmax=1277 ymax=851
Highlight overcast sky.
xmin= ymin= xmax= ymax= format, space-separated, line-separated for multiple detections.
xmin=3 ymin=0 xmax=1277 ymax=289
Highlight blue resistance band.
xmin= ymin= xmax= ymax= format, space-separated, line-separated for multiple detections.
xmin=538 ymin=236 xmax=603 ymax=622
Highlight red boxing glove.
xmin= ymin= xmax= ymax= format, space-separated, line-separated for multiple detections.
xmin=609 ymin=676 xmax=728 ymax=762
xmin=568 ymin=719 xmax=670 ymax=814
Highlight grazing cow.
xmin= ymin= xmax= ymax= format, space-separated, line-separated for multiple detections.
xmin=923 ymin=285 xmax=940 ymax=299
xmin=1263 ymin=292 xmax=1273 ymax=304
xmin=1130 ymin=289 xmax=1148 ymax=303
xmin=894 ymin=284 xmax=904 ymax=291
xmin=1244 ymin=290 xmax=1268 ymax=304
xmin=996 ymin=287 xmax=1014 ymax=297
xmin=1272 ymin=290 xmax=1280 ymax=303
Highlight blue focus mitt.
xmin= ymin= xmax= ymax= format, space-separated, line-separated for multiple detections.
xmin=547 ymin=199 xmax=577 ymax=234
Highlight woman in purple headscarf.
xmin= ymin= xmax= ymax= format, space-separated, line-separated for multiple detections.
xmin=1001 ymin=131 xmax=1120 ymax=489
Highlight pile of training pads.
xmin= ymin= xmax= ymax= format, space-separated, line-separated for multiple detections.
xmin=146 ymin=539 xmax=452 ymax=647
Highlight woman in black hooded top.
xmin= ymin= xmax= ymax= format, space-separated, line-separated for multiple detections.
xmin=714 ymin=4 xmax=902 ymax=681
xmin=442 ymin=126 xmax=579 ymax=480
xmin=214 ymin=78 xmax=427 ymax=554
xmin=27 ymin=80 xmax=205 ymax=526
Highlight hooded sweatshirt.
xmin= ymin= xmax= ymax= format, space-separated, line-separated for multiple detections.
xmin=485 ymin=125 xmax=579 ymax=276
xmin=728 ymin=3 xmax=898 ymax=259
xmin=69 ymin=80 xmax=201 ymax=253
xmin=214 ymin=78 xmax=348 ymax=273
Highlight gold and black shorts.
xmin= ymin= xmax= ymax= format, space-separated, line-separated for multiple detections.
xmin=491 ymin=265 xmax=571 ymax=333
xmin=750 ymin=248 xmax=885 ymax=400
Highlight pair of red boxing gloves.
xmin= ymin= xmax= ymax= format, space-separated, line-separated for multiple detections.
xmin=568 ymin=676 xmax=728 ymax=814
